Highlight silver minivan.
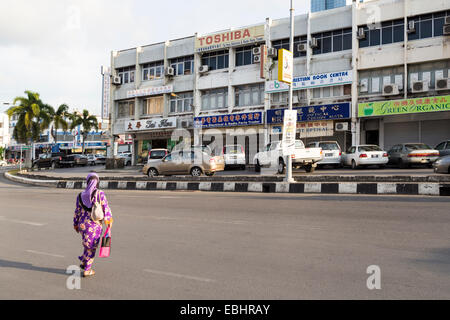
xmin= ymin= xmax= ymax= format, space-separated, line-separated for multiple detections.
xmin=306 ymin=141 xmax=342 ymax=168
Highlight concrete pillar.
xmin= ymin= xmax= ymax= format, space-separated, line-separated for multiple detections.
xmin=351 ymin=0 xmax=360 ymax=146
xmin=228 ymin=47 xmax=235 ymax=113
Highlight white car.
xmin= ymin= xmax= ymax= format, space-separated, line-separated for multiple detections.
xmin=223 ymin=145 xmax=246 ymax=170
xmin=118 ymin=152 xmax=132 ymax=166
xmin=342 ymin=144 xmax=389 ymax=169
xmin=307 ymin=141 xmax=342 ymax=168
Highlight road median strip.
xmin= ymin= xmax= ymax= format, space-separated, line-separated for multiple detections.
xmin=5 ymin=171 xmax=450 ymax=196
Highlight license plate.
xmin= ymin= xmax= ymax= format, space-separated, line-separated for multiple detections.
xmin=371 ymin=155 xmax=379 ymax=158
xmin=325 ymin=153 xmax=333 ymax=157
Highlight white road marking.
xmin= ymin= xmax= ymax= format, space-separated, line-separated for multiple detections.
xmin=143 ymin=268 xmax=216 ymax=283
xmin=0 ymin=216 xmax=46 ymax=226
xmin=25 ymin=250 xmax=64 ymax=258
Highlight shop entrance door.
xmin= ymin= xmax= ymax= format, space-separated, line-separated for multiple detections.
xmin=366 ymin=130 xmax=379 ymax=145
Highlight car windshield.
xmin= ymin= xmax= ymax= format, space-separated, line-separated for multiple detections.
xmin=405 ymin=144 xmax=431 ymax=151
xmin=359 ymin=145 xmax=382 ymax=152
xmin=150 ymin=150 xmax=166 ymax=159
xmin=295 ymin=141 xmax=304 ymax=148
xmin=319 ymin=143 xmax=339 ymax=151
xmin=224 ymin=146 xmax=243 ymax=154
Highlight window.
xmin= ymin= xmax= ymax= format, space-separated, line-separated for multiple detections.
xmin=311 ymin=28 xmax=352 ymax=55
xmin=236 ymin=46 xmax=258 ymax=66
xmin=272 ymin=36 xmax=307 ymax=59
xmin=142 ymin=61 xmax=164 ymax=81
xmin=170 ymin=56 xmax=194 ymax=76
xmin=170 ymin=92 xmax=193 ymax=113
xmin=142 ymin=96 xmax=164 ymax=115
xmin=435 ymin=142 xmax=446 ymax=150
xmin=235 ymin=83 xmax=264 ymax=107
xmin=201 ymin=88 xmax=228 ymax=111
xmin=201 ymin=50 xmax=229 ymax=71
xmin=310 ymin=85 xmax=349 ymax=99
xmin=117 ymin=66 xmax=135 ymax=84
xmin=117 ymin=100 xmax=135 ymax=118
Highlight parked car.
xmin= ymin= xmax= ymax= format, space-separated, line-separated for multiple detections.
xmin=94 ymin=154 xmax=106 ymax=165
xmin=32 ymin=152 xmax=65 ymax=169
xmin=118 ymin=152 xmax=132 ymax=166
xmin=253 ymin=140 xmax=323 ymax=173
xmin=148 ymin=149 xmax=169 ymax=161
xmin=143 ymin=150 xmax=225 ymax=177
xmin=223 ymin=144 xmax=246 ymax=170
xmin=387 ymin=143 xmax=440 ymax=168
xmin=435 ymin=140 xmax=450 ymax=157
xmin=87 ymin=154 xmax=96 ymax=166
xmin=433 ymin=155 xmax=450 ymax=174
xmin=306 ymin=141 xmax=342 ymax=168
xmin=342 ymin=145 xmax=389 ymax=169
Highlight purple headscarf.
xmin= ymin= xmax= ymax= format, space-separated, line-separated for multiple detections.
xmin=81 ymin=173 xmax=99 ymax=208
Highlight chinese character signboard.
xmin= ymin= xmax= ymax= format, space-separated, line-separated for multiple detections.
xmin=278 ymin=49 xmax=293 ymax=84
xmin=127 ymin=85 xmax=173 ymax=99
xmin=282 ymin=110 xmax=297 ymax=156
xmin=101 ymin=66 xmax=111 ymax=120
xmin=267 ymin=103 xmax=350 ymax=124
xmin=266 ymin=70 xmax=353 ymax=93
xmin=358 ymin=95 xmax=450 ymax=117
xmin=195 ymin=25 xmax=265 ymax=53
xmin=297 ymin=121 xmax=334 ymax=138
xmin=125 ymin=117 xmax=177 ymax=132
xmin=194 ymin=112 xmax=263 ymax=129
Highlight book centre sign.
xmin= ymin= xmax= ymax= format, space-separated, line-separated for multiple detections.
xmin=266 ymin=70 xmax=353 ymax=93
xmin=358 ymin=95 xmax=450 ymax=117
xmin=195 ymin=25 xmax=265 ymax=53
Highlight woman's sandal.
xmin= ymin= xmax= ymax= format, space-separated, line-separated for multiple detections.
xmin=83 ymin=269 xmax=95 ymax=277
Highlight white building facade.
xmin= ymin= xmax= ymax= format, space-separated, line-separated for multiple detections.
xmin=109 ymin=0 xmax=450 ymax=164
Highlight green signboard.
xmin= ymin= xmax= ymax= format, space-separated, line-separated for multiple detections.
xmin=358 ymin=95 xmax=450 ymax=117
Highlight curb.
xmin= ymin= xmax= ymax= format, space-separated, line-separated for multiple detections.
xmin=6 ymin=172 xmax=450 ymax=196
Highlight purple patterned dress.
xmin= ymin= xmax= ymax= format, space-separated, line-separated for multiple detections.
xmin=73 ymin=190 xmax=112 ymax=271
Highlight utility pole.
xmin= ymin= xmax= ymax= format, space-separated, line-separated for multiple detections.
xmin=286 ymin=0 xmax=295 ymax=183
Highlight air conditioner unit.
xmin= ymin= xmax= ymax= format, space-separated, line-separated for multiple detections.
xmin=435 ymin=78 xmax=450 ymax=90
xmin=444 ymin=25 xmax=450 ymax=35
xmin=267 ymin=47 xmax=277 ymax=58
xmin=297 ymin=43 xmax=307 ymax=52
xmin=252 ymin=47 xmax=261 ymax=56
xmin=411 ymin=80 xmax=429 ymax=93
xmin=335 ymin=122 xmax=349 ymax=131
xmin=407 ymin=20 xmax=416 ymax=33
xmin=165 ymin=67 xmax=175 ymax=77
xmin=359 ymin=82 xmax=369 ymax=93
xmin=112 ymin=75 xmax=121 ymax=85
xmin=310 ymin=38 xmax=319 ymax=48
xmin=292 ymin=96 xmax=299 ymax=104
xmin=180 ymin=120 xmax=190 ymax=128
xmin=383 ymin=84 xmax=400 ymax=96
xmin=357 ymin=28 xmax=366 ymax=40
xmin=198 ymin=65 xmax=209 ymax=73
xmin=253 ymin=55 xmax=261 ymax=63
xmin=444 ymin=16 xmax=450 ymax=25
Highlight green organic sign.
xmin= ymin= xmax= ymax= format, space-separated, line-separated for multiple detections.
xmin=358 ymin=95 xmax=450 ymax=117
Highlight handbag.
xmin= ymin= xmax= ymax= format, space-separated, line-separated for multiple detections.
xmin=99 ymin=226 xmax=111 ymax=258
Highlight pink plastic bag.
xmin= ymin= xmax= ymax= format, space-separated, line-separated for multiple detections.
xmin=99 ymin=226 xmax=111 ymax=258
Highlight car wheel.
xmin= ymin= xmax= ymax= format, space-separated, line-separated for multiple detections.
xmin=399 ymin=159 xmax=408 ymax=169
xmin=305 ymin=164 xmax=315 ymax=173
xmin=278 ymin=159 xmax=286 ymax=174
xmin=147 ymin=168 xmax=158 ymax=177
xmin=190 ymin=167 xmax=203 ymax=177
xmin=255 ymin=160 xmax=261 ymax=173
xmin=351 ymin=160 xmax=358 ymax=170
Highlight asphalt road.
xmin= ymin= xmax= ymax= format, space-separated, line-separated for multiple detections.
xmin=1 ymin=171 xmax=449 ymax=299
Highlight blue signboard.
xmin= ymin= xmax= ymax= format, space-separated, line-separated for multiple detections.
xmin=267 ymin=103 xmax=350 ymax=124
xmin=194 ymin=111 xmax=263 ymax=129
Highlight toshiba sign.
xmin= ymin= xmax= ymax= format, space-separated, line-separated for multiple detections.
xmin=195 ymin=25 xmax=265 ymax=52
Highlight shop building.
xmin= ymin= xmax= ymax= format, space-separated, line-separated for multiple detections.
xmin=109 ymin=0 xmax=450 ymax=164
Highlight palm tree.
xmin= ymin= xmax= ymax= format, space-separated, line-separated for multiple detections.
xmin=48 ymin=104 xmax=69 ymax=143
xmin=70 ymin=109 xmax=98 ymax=155
xmin=7 ymin=91 xmax=52 ymax=166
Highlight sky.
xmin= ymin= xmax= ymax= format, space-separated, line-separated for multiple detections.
xmin=0 ymin=0 xmax=321 ymax=116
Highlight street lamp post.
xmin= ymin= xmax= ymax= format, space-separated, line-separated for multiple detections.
xmin=286 ymin=0 xmax=295 ymax=183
